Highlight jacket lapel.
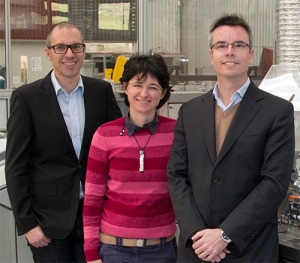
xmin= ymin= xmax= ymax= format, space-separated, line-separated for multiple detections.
xmin=79 ymin=76 xmax=95 ymax=161
xmin=199 ymin=91 xmax=217 ymax=164
xmin=215 ymin=82 xmax=262 ymax=167
xmin=39 ymin=72 xmax=76 ymax=156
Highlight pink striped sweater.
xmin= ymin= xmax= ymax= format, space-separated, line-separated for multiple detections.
xmin=83 ymin=115 xmax=177 ymax=261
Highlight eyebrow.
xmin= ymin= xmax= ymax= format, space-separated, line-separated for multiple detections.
xmin=132 ymin=81 xmax=159 ymax=86
xmin=52 ymin=42 xmax=83 ymax=46
xmin=215 ymin=40 xmax=246 ymax=43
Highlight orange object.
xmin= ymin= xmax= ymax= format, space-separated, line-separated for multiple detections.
xmin=289 ymin=195 xmax=300 ymax=199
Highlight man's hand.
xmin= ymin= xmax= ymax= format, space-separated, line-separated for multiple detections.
xmin=25 ymin=226 xmax=51 ymax=248
xmin=191 ymin=228 xmax=231 ymax=262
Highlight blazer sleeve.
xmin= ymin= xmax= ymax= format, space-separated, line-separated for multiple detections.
xmin=167 ymin=105 xmax=207 ymax=246
xmin=5 ymin=88 xmax=39 ymax=235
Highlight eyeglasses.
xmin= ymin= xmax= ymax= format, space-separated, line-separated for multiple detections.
xmin=128 ymin=82 xmax=163 ymax=92
xmin=47 ymin=44 xmax=85 ymax=54
xmin=211 ymin=41 xmax=250 ymax=51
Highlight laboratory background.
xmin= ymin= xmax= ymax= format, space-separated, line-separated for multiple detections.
xmin=1 ymin=0 xmax=300 ymax=262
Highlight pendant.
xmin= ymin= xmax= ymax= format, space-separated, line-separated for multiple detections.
xmin=139 ymin=150 xmax=144 ymax=172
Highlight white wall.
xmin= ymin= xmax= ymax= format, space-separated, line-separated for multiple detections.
xmin=0 ymin=41 xmax=52 ymax=88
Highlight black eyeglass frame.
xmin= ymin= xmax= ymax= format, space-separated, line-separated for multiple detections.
xmin=211 ymin=41 xmax=251 ymax=50
xmin=47 ymin=44 xmax=86 ymax=54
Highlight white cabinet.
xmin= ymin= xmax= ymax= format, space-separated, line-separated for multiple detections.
xmin=0 ymin=89 xmax=11 ymax=131
xmin=0 ymin=99 xmax=7 ymax=130
xmin=0 ymin=190 xmax=34 ymax=263
xmin=0 ymin=137 xmax=33 ymax=263
xmin=0 ymin=205 xmax=16 ymax=262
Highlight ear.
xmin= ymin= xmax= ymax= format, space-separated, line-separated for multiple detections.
xmin=161 ymin=88 xmax=167 ymax=99
xmin=44 ymin=47 xmax=52 ymax=61
xmin=208 ymin=49 xmax=213 ymax=65
xmin=249 ymin=48 xmax=254 ymax=64
xmin=122 ymin=82 xmax=128 ymax=94
xmin=83 ymin=45 xmax=87 ymax=58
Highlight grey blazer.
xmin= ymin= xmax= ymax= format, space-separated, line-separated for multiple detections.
xmin=5 ymin=71 xmax=122 ymax=238
xmin=168 ymin=81 xmax=295 ymax=262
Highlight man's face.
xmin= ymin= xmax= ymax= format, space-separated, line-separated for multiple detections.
xmin=208 ymin=25 xmax=254 ymax=81
xmin=44 ymin=27 xmax=86 ymax=82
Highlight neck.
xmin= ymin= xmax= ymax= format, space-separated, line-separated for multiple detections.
xmin=129 ymin=111 xmax=156 ymax=127
xmin=54 ymin=73 xmax=80 ymax=94
xmin=217 ymin=76 xmax=247 ymax=106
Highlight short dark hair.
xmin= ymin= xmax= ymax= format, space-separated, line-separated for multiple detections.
xmin=46 ymin=22 xmax=84 ymax=47
xmin=120 ymin=54 xmax=173 ymax=110
xmin=209 ymin=14 xmax=253 ymax=49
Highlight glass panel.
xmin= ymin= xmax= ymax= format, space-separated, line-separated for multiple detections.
xmin=10 ymin=1 xmax=49 ymax=40
xmin=0 ymin=0 xmax=278 ymax=88
xmin=98 ymin=3 xmax=130 ymax=30
xmin=147 ymin=0 xmax=276 ymax=89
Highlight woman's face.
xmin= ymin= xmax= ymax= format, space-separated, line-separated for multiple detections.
xmin=124 ymin=74 xmax=166 ymax=118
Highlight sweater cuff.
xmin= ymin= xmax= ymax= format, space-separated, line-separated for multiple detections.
xmin=84 ymin=249 xmax=100 ymax=262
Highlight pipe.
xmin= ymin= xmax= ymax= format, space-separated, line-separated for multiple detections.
xmin=4 ymin=0 xmax=11 ymax=89
xmin=276 ymin=0 xmax=300 ymax=64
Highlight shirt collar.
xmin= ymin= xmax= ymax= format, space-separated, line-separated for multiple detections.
xmin=212 ymin=77 xmax=250 ymax=111
xmin=51 ymin=71 xmax=84 ymax=95
xmin=213 ymin=77 xmax=250 ymax=99
xmin=125 ymin=113 xmax=159 ymax=136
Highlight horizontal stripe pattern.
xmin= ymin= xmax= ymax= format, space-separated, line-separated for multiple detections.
xmin=83 ymin=116 xmax=177 ymax=262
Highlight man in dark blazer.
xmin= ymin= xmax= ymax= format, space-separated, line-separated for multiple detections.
xmin=167 ymin=14 xmax=295 ymax=262
xmin=5 ymin=22 xmax=122 ymax=262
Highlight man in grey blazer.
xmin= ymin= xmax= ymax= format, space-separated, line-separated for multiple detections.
xmin=5 ymin=22 xmax=122 ymax=262
xmin=167 ymin=14 xmax=295 ymax=262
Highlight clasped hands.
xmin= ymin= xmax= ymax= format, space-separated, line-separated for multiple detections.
xmin=191 ymin=228 xmax=231 ymax=262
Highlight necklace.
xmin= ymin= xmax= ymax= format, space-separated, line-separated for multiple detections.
xmin=132 ymin=133 xmax=153 ymax=173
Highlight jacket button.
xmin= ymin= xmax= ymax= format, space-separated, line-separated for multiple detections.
xmin=75 ymin=191 xmax=79 ymax=197
xmin=213 ymin=177 xmax=219 ymax=183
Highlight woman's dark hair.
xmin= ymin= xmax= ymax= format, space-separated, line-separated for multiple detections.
xmin=120 ymin=54 xmax=173 ymax=110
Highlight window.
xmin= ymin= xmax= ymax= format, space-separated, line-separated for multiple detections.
xmin=0 ymin=0 xmax=137 ymax=41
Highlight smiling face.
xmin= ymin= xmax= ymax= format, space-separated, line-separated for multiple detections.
xmin=44 ymin=26 xmax=86 ymax=83
xmin=124 ymin=74 xmax=166 ymax=124
xmin=209 ymin=25 xmax=254 ymax=83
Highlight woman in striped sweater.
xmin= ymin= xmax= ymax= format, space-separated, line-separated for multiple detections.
xmin=83 ymin=54 xmax=177 ymax=263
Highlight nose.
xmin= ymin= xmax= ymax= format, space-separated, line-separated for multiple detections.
xmin=65 ymin=46 xmax=74 ymax=56
xmin=140 ymin=86 xmax=150 ymax=96
xmin=226 ymin=45 xmax=235 ymax=56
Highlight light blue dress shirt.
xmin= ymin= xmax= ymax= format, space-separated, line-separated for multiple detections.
xmin=51 ymin=71 xmax=85 ymax=198
xmin=212 ymin=78 xmax=250 ymax=112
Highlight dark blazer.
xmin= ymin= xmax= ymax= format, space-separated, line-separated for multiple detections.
xmin=5 ymin=71 xmax=122 ymax=238
xmin=167 ymin=81 xmax=295 ymax=262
